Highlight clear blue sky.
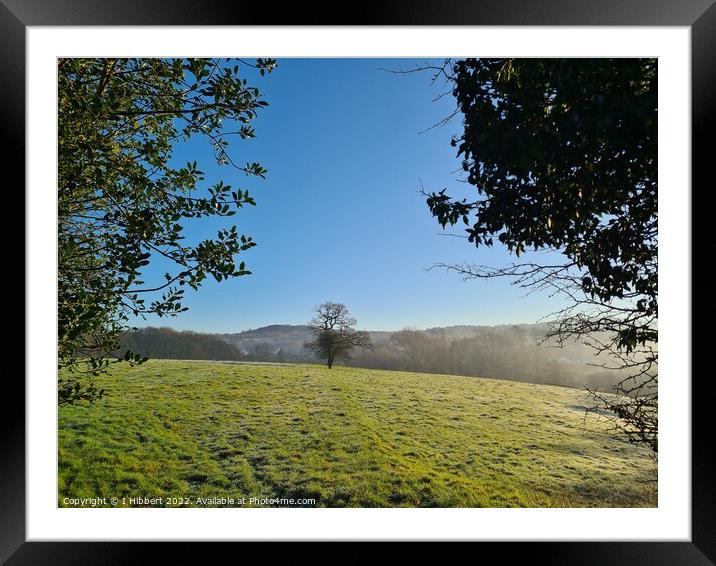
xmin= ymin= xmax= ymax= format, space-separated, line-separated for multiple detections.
xmin=135 ymin=58 xmax=567 ymax=333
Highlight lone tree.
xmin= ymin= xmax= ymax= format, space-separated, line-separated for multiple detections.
xmin=58 ymin=57 xmax=276 ymax=403
xmin=419 ymin=58 xmax=657 ymax=455
xmin=305 ymin=302 xmax=373 ymax=369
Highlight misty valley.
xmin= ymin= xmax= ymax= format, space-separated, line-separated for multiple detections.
xmin=120 ymin=323 xmax=638 ymax=393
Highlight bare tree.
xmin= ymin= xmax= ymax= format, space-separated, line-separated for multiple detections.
xmin=391 ymin=328 xmax=431 ymax=372
xmin=305 ymin=302 xmax=373 ymax=369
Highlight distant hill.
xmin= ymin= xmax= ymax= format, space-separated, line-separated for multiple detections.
xmin=233 ymin=324 xmax=311 ymax=337
xmin=220 ymin=325 xmax=314 ymax=361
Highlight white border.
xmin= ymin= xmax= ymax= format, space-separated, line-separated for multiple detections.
xmin=27 ymin=26 xmax=691 ymax=541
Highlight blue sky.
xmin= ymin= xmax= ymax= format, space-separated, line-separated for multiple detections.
xmin=136 ymin=58 xmax=567 ymax=333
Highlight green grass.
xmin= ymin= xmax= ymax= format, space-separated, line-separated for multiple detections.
xmin=58 ymin=360 xmax=656 ymax=508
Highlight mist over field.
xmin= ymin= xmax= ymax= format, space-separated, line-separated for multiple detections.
xmin=120 ymin=322 xmax=637 ymax=392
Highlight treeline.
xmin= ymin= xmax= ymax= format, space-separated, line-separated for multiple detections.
xmin=346 ymin=327 xmax=619 ymax=390
xmin=124 ymin=325 xmax=622 ymax=391
xmin=120 ymin=327 xmax=245 ymax=361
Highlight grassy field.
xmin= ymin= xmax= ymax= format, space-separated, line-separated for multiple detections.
xmin=58 ymin=360 xmax=656 ymax=507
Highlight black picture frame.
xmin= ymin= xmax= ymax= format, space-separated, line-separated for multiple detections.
xmin=8 ymin=0 xmax=713 ymax=563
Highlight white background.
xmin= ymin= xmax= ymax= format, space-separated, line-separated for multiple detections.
xmin=27 ymin=26 xmax=691 ymax=541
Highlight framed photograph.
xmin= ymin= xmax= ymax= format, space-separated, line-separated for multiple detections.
xmin=11 ymin=0 xmax=713 ymax=562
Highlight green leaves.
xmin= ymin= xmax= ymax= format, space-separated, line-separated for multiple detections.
xmin=58 ymin=58 xmax=275 ymax=402
xmin=243 ymin=162 xmax=268 ymax=179
xmin=256 ymin=58 xmax=278 ymax=76
xmin=427 ymin=57 xmax=657 ymax=327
